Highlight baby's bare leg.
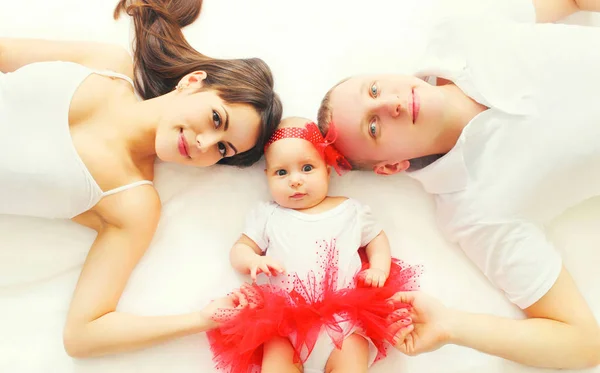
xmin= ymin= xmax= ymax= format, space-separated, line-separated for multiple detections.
xmin=325 ymin=334 xmax=369 ymax=373
xmin=262 ymin=336 xmax=303 ymax=373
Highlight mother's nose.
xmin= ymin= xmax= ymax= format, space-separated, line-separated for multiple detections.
xmin=195 ymin=132 xmax=220 ymax=153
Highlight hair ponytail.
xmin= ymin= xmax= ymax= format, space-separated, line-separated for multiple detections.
xmin=114 ymin=0 xmax=282 ymax=167
xmin=114 ymin=0 xmax=203 ymax=99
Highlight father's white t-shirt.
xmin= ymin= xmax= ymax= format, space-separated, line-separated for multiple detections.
xmin=408 ymin=4 xmax=600 ymax=308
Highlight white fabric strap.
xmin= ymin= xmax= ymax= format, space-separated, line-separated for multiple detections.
xmin=102 ymin=180 xmax=153 ymax=197
xmin=93 ymin=69 xmax=135 ymax=88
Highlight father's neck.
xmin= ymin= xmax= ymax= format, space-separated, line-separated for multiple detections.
xmin=436 ymin=83 xmax=487 ymax=153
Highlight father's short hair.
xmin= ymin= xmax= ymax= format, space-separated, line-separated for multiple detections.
xmin=317 ymin=77 xmax=359 ymax=163
xmin=317 ymin=77 xmax=349 ymax=136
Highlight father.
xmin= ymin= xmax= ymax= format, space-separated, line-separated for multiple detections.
xmin=317 ymin=0 xmax=600 ymax=369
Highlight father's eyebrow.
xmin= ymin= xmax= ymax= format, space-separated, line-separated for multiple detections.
xmin=358 ymin=80 xmax=370 ymax=139
xmin=360 ymin=116 xmax=370 ymax=140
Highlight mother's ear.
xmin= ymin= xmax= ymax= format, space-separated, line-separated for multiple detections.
xmin=177 ymin=71 xmax=208 ymax=90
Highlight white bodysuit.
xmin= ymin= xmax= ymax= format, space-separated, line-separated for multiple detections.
xmin=243 ymin=198 xmax=382 ymax=372
xmin=0 ymin=61 xmax=152 ymax=219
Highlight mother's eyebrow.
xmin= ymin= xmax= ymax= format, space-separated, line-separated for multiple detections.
xmin=221 ymin=105 xmax=238 ymax=155
xmin=221 ymin=105 xmax=230 ymax=131
xmin=228 ymin=142 xmax=238 ymax=155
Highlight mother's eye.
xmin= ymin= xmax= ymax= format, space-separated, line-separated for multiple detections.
xmin=213 ymin=110 xmax=222 ymax=128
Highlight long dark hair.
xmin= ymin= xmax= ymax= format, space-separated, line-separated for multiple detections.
xmin=114 ymin=0 xmax=282 ymax=167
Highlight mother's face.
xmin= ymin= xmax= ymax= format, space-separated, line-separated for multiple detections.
xmin=327 ymin=74 xmax=446 ymax=174
xmin=155 ymin=89 xmax=261 ymax=167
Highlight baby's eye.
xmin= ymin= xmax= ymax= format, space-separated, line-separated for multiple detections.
xmin=276 ymin=169 xmax=287 ymax=176
xmin=302 ymin=164 xmax=314 ymax=172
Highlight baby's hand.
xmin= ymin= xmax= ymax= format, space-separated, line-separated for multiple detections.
xmin=249 ymin=256 xmax=285 ymax=282
xmin=359 ymin=268 xmax=388 ymax=288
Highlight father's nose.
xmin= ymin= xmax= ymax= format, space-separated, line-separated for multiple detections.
xmin=378 ymin=97 xmax=402 ymax=118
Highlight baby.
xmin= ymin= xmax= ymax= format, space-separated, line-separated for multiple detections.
xmin=208 ymin=117 xmax=420 ymax=373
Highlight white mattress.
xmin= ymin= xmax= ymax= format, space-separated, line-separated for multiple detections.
xmin=1 ymin=1 xmax=599 ymax=372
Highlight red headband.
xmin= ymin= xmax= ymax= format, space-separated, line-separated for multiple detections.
xmin=264 ymin=122 xmax=352 ymax=176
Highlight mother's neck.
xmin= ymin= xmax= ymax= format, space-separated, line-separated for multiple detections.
xmin=117 ymin=92 xmax=173 ymax=164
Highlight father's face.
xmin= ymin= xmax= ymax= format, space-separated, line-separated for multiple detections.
xmin=328 ymin=74 xmax=445 ymax=174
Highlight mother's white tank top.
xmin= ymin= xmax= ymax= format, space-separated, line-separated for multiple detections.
xmin=0 ymin=61 xmax=153 ymax=219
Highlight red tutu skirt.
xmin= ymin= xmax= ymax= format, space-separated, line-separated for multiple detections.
xmin=207 ymin=242 xmax=422 ymax=373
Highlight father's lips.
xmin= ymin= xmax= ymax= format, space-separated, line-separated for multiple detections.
xmin=178 ymin=129 xmax=190 ymax=157
xmin=412 ymin=88 xmax=420 ymax=124
xmin=290 ymin=193 xmax=306 ymax=199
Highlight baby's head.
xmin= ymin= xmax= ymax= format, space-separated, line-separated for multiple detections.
xmin=263 ymin=116 xmax=336 ymax=210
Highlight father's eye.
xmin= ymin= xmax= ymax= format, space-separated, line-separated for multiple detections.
xmin=370 ymin=83 xmax=379 ymax=98
xmin=302 ymin=164 xmax=314 ymax=172
xmin=369 ymin=120 xmax=378 ymax=138
xmin=276 ymin=169 xmax=287 ymax=176
xmin=213 ymin=110 xmax=222 ymax=128
xmin=218 ymin=142 xmax=227 ymax=157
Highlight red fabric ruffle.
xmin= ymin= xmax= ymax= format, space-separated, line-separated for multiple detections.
xmin=207 ymin=243 xmax=422 ymax=373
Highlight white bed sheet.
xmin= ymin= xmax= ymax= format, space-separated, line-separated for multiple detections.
xmin=1 ymin=0 xmax=599 ymax=372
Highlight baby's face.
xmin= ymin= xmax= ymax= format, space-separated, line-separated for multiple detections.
xmin=265 ymin=135 xmax=330 ymax=210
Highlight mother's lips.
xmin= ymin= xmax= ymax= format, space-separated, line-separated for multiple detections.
xmin=178 ymin=129 xmax=190 ymax=157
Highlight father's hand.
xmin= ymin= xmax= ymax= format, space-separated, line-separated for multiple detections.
xmin=388 ymin=291 xmax=455 ymax=356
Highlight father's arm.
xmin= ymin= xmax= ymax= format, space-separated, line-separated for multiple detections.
xmin=533 ymin=0 xmax=600 ymax=22
xmin=444 ymin=267 xmax=599 ymax=368
xmin=392 ymin=222 xmax=600 ymax=369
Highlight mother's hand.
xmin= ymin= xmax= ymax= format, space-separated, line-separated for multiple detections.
xmin=201 ymin=283 xmax=261 ymax=328
xmin=388 ymin=291 xmax=455 ymax=356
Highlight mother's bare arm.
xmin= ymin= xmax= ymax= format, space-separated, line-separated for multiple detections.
xmin=533 ymin=0 xmax=600 ymax=23
xmin=574 ymin=0 xmax=600 ymax=12
xmin=63 ymin=186 xmax=213 ymax=357
xmin=0 ymin=38 xmax=132 ymax=78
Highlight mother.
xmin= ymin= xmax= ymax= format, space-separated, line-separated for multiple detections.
xmin=318 ymin=0 xmax=600 ymax=369
xmin=0 ymin=0 xmax=282 ymax=358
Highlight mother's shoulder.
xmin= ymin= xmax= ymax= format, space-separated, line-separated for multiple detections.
xmin=95 ymin=184 xmax=161 ymax=231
